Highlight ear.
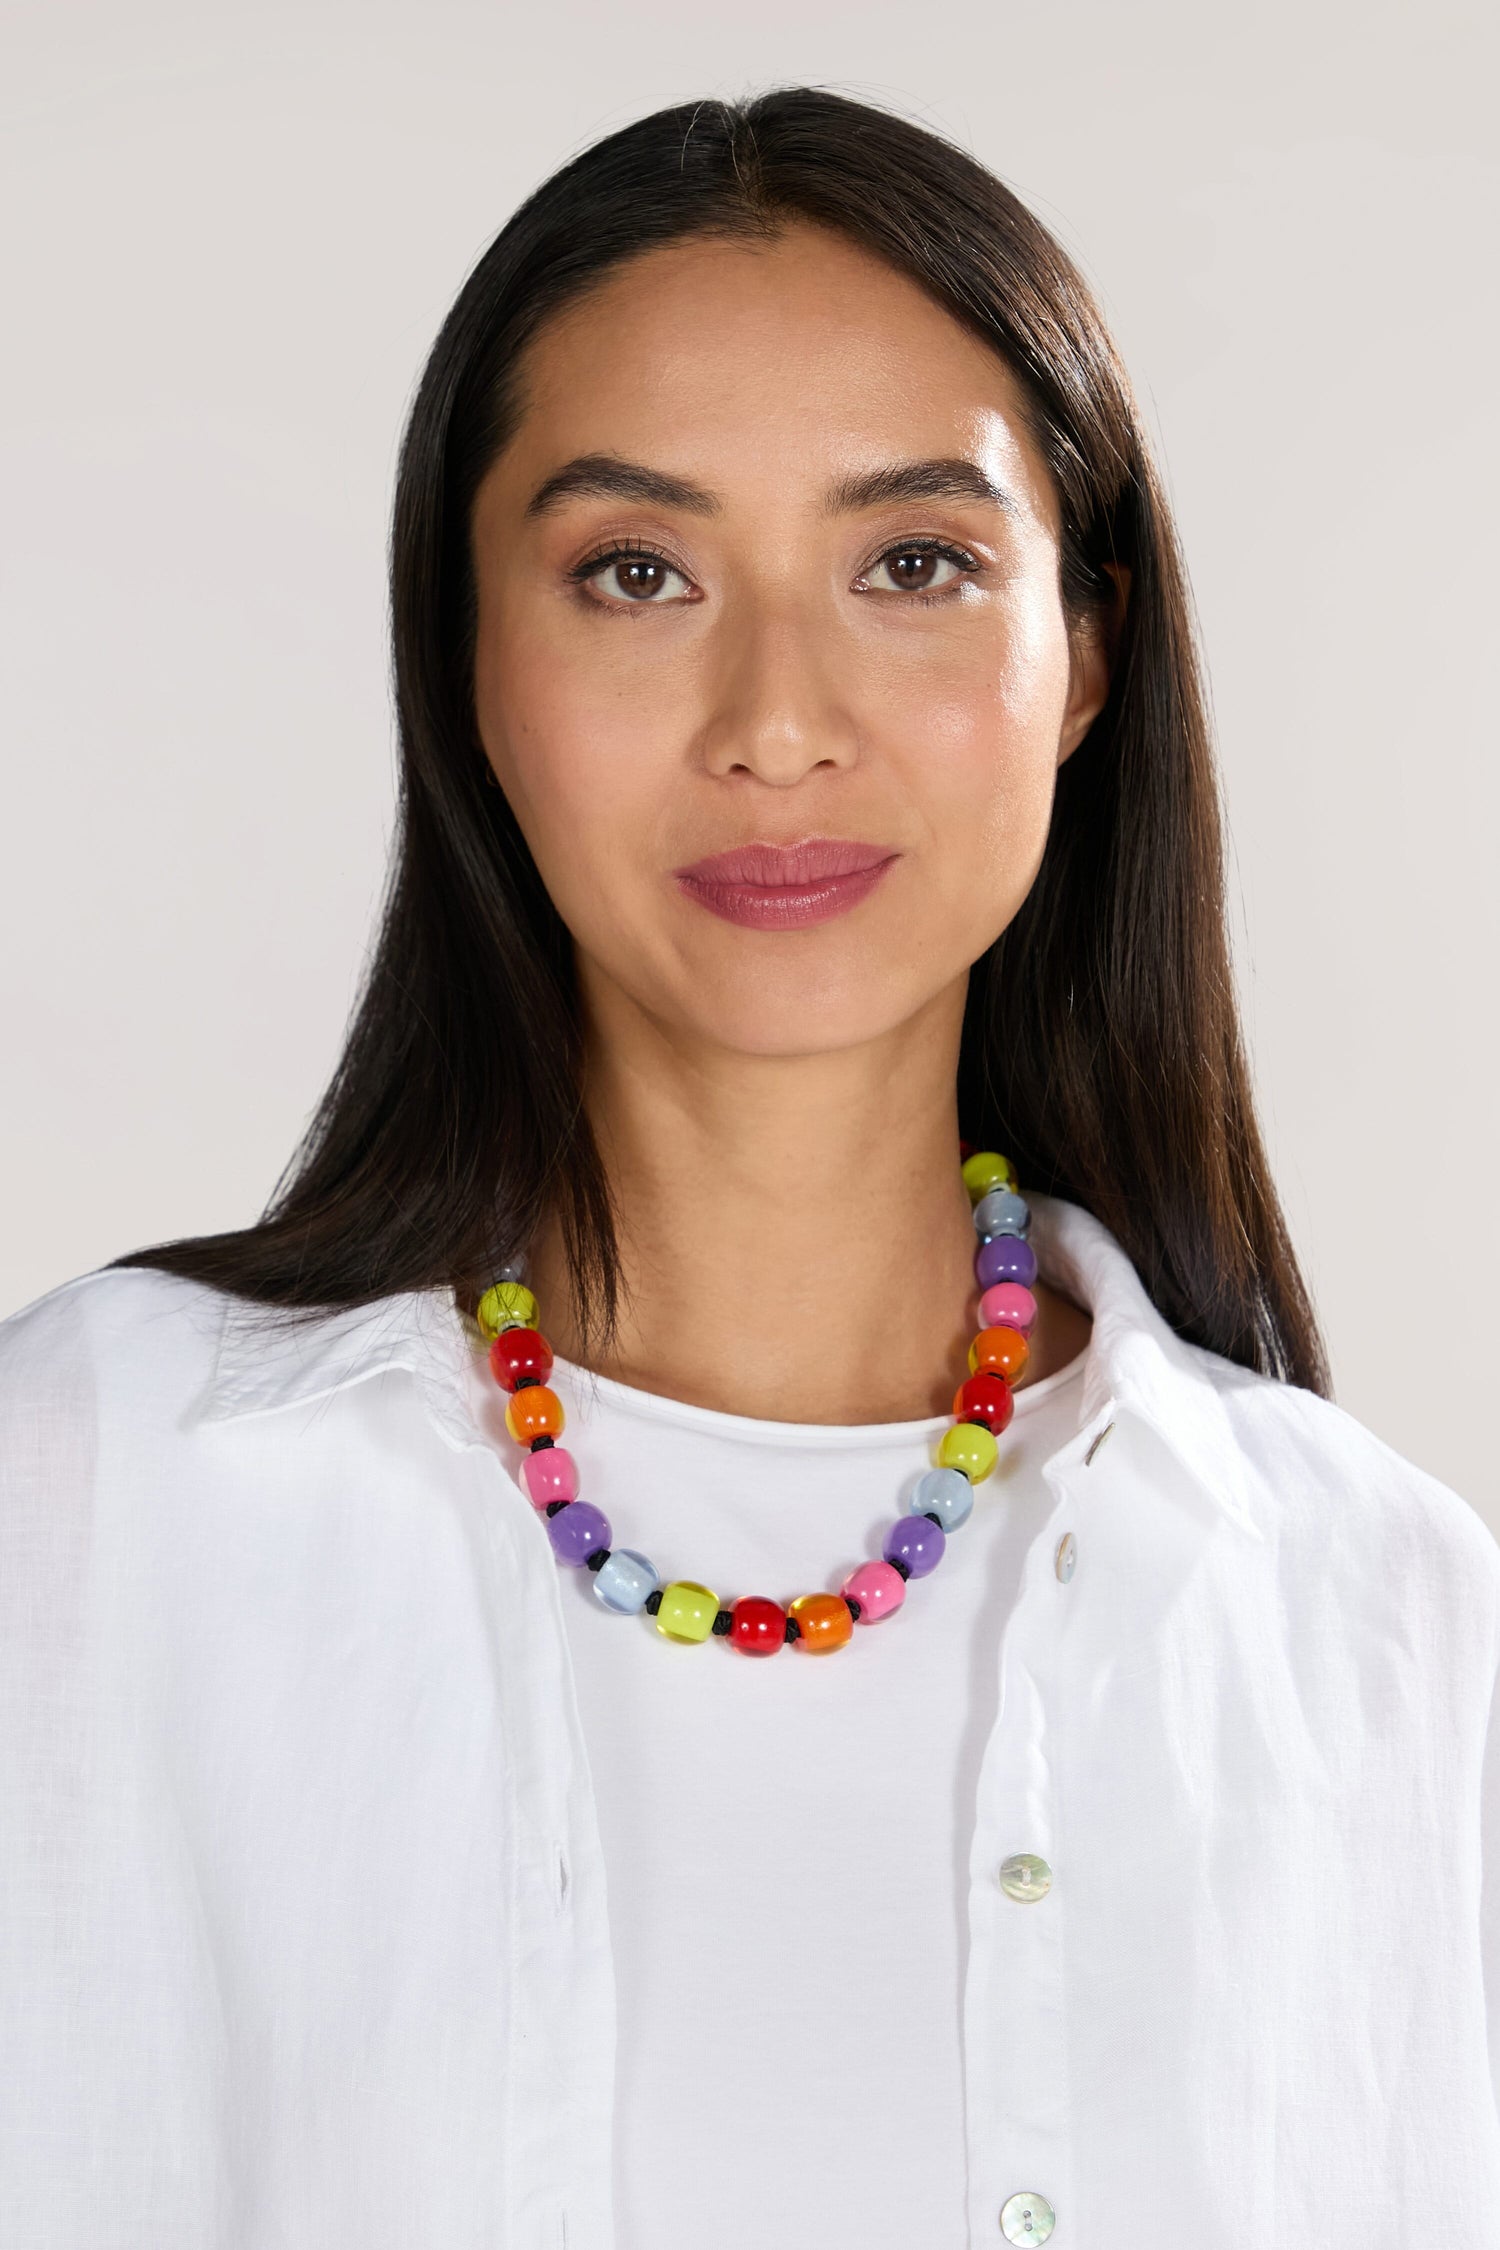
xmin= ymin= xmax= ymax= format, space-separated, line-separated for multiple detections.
xmin=1058 ymin=562 xmax=1131 ymax=767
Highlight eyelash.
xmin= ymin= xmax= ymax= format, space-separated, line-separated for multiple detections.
xmin=567 ymin=534 xmax=666 ymax=584
xmin=567 ymin=534 xmax=984 ymax=607
xmin=858 ymin=537 xmax=984 ymax=603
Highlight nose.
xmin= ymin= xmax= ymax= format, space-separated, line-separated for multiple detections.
xmin=693 ymin=591 xmax=862 ymax=785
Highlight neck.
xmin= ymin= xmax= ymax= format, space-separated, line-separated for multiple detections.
xmin=515 ymin=971 xmax=1090 ymax=1426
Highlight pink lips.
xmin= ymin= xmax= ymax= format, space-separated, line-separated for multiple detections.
xmin=672 ymin=837 xmax=900 ymax=929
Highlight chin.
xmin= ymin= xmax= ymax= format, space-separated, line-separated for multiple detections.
xmin=674 ymin=973 xmax=925 ymax=1058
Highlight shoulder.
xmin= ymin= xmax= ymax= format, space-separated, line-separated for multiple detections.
xmin=0 ymin=1262 xmax=230 ymax=1444
xmin=1184 ymin=1336 xmax=1500 ymax=1647
xmin=1041 ymin=1192 xmax=1496 ymax=1585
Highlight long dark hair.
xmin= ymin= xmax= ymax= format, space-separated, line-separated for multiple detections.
xmin=111 ymin=86 xmax=1330 ymax=1395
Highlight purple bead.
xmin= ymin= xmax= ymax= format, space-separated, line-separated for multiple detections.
xmin=547 ymin=1499 xmax=612 ymax=1566
xmin=883 ymin=1513 xmax=947 ymax=1579
xmin=974 ymin=1233 xmax=1038 ymax=1292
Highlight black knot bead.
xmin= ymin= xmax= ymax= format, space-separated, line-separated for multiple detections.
xmin=784 ymin=1615 xmax=801 ymax=1643
xmin=545 ymin=1499 xmax=571 ymax=1518
xmin=923 ymin=1512 xmax=944 ymax=1529
xmin=711 ymin=1610 xmax=733 ymax=1635
xmin=888 ymin=1556 xmax=912 ymax=1581
xmin=513 ymin=1374 xmax=541 ymax=1390
xmin=585 ymin=1550 xmax=610 ymax=1572
xmin=844 ymin=1595 xmax=862 ymax=1621
xmin=529 ymin=1434 xmax=556 ymax=1452
xmin=644 ymin=1589 xmax=664 ymax=1616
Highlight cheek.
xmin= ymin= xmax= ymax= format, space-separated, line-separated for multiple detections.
xmin=475 ymin=605 xmax=677 ymax=919
xmin=879 ymin=582 xmax=1073 ymax=874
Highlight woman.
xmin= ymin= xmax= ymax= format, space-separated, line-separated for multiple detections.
xmin=2 ymin=86 xmax=1496 ymax=2250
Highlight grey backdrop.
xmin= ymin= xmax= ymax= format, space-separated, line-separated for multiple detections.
xmin=3 ymin=0 xmax=1495 ymax=1526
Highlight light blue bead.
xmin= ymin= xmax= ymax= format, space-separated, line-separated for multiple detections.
xmin=909 ymin=1465 xmax=974 ymax=1533
xmin=593 ymin=1547 xmax=659 ymax=1614
xmin=973 ymin=1188 xmax=1030 ymax=1239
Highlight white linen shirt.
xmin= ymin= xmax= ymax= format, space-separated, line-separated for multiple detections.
xmin=2 ymin=1192 xmax=1499 ymax=2249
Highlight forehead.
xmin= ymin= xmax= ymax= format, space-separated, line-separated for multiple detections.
xmin=495 ymin=222 xmax=1057 ymax=526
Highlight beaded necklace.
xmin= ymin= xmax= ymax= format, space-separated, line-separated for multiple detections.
xmin=474 ymin=1145 xmax=1038 ymax=1658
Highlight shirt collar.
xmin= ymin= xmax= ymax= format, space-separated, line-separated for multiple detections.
xmin=191 ymin=1283 xmax=481 ymax=1455
xmin=189 ymin=1192 xmax=1261 ymax=1541
xmin=1026 ymin=1193 xmax=1261 ymax=1542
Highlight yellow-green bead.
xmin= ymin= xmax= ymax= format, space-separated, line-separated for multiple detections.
xmin=477 ymin=1280 xmax=538 ymax=1338
xmin=961 ymin=1151 xmax=1018 ymax=1204
xmin=655 ymin=1580 xmax=720 ymax=1643
xmin=938 ymin=1420 xmax=999 ymax=1483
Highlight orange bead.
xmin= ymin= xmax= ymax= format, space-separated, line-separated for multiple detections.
xmin=968 ymin=1324 xmax=1030 ymax=1384
xmin=788 ymin=1591 xmax=854 ymax=1654
xmin=503 ymin=1383 xmax=565 ymax=1444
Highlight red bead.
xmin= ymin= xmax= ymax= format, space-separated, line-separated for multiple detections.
xmin=488 ymin=1325 xmax=554 ymax=1392
xmin=728 ymin=1595 xmax=787 ymax=1657
xmin=952 ymin=1370 xmax=1014 ymax=1435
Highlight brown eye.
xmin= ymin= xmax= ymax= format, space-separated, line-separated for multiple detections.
xmin=886 ymin=550 xmax=942 ymax=590
xmin=573 ymin=547 xmax=694 ymax=606
xmin=862 ymin=543 xmax=974 ymax=597
xmin=609 ymin=558 xmax=673 ymax=600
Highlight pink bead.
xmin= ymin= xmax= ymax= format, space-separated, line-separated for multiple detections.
xmin=842 ymin=1558 xmax=907 ymax=1623
xmin=519 ymin=1444 xmax=579 ymax=1512
xmin=978 ymin=1281 xmax=1038 ymax=1336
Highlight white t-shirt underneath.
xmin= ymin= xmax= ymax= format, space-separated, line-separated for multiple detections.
xmin=464 ymin=1340 xmax=1088 ymax=2248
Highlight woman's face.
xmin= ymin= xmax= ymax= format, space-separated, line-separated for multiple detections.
xmin=470 ymin=223 xmax=1112 ymax=1059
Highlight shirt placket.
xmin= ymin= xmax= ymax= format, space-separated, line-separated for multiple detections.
xmin=962 ymin=1402 xmax=1117 ymax=2246
xmin=415 ymin=1341 xmax=620 ymax=2250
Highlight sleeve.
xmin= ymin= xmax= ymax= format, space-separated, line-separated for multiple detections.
xmin=1483 ymin=1613 xmax=1500 ymax=2126
xmin=0 ymin=1280 xmax=113 ymax=2235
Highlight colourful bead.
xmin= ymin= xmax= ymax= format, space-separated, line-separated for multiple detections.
xmin=508 ymin=1146 xmax=1040 ymax=1658
xmin=969 ymin=1325 xmax=1030 ymax=1383
xmin=788 ymin=1591 xmax=854 ymax=1652
xmin=938 ymin=1420 xmax=999 ymax=1482
xmin=975 ymin=1232 xmax=1037 ymax=1292
xmin=973 ymin=1234 xmax=1037 ymax=1290
xmin=488 ymin=1325 xmax=554 ymax=1392
xmin=953 ymin=1370 xmax=1013 ymax=1436
xmin=910 ymin=1464 xmax=974 ymax=1532
xmin=547 ymin=1499 xmax=611 ymax=1565
xmin=477 ymin=1280 xmax=539 ymax=1337
xmin=842 ymin=1558 xmax=907 ymax=1621
xmin=655 ymin=1580 xmax=719 ymax=1643
xmin=729 ymin=1595 xmax=789 ymax=1656
xmin=504 ymin=1383 xmax=564 ymax=1444
xmin=978 ymin=1281 xmax=1038 ymax=1337
xmin=973 ymin=1188 xmax=1030 ymax=1238
xmin=962 ymin=1151 xmax=1018 ymax=1204
xmin=519 ymin=1443 xmax=578 ymax=1511
xmin=883 ymin=1512 xmax=947 ymax=1577
xmin=593 ymin=1547 xmax=659 ymax=1613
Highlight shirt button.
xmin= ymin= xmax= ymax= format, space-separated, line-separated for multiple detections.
xmin=1054 ymin=1531 xmax=1076 ymax=1582
xmin=1000 ymin=2189 xmax=1056 ymax=2241
xmin=998 ymin=1852 xmax=1052 ymax=1902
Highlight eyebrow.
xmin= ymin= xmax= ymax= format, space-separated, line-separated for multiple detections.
xmin=525 ymin=455 xmax=718 ymax=518
xmin=523 ymin=452 xmax=1018 ymax=519
xmin=822 ymin=458 xmax=1018 ymax=515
